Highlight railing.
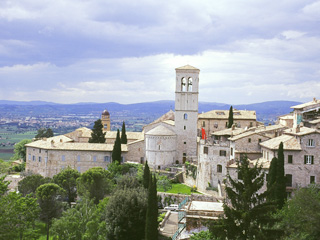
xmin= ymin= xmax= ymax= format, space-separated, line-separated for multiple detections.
xmin=172 ymin=196 xmax=189 ymax=240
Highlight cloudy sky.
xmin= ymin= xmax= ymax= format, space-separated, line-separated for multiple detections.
xmin=0 ymin=0 xmax=319 ymax=104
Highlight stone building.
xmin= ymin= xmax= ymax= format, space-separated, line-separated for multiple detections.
xmin=198 ymin=109 xmax=260 ymax=135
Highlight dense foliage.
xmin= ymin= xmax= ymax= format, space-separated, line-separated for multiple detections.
xmin=210 ymin=156 xmax=280 ymax=240
xmin=111 ymin=129 xmax=122 ymax=164
xmin=18 ymin=174 xmax=51 ymax=197
xmin=227 ymin=105 xmax=233 ymax=128
xmin=12 ymin=139 xmax=32 ymax=162
xmin=145 ymin=174 xmax=158 ymax=240
xmin=88 ymin=119 xmax=106 ymax=143
xmin=35 ymin=128 xmax=54 ymax=139
xmin=120 ymin=121 xmax=127 ymax=144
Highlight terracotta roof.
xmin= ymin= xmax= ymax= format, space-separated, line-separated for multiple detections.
xmin=291 ymin=99 xmax=320 ymax=110
xmin=254 ymin=124 xmax=287 ymax=133
xmin=259 ymin=135 xmax=301 ymax=150
xmin=212 ymin=127 xmax=245 ymax=136
xmin=199 ymin=110 xmax=256 ymax=120
xmin=148 ymin=110 xmax=175 ymax=125
xmin=26 ymin=136 xmax=128 ymax=151
xmin=175 ymin=65 xmax=200 ymax=71
xmin=229 ymin=131 xmax=267 ymax=141
xmin=284 ymin=127 xmax=319 ymax=136
xmin=145 ymin=125 xmax=176 ymax=136
xmin=228 ymin=158 xmax=270 ymax=169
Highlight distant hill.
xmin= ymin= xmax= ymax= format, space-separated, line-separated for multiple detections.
xmin=0 ymin=100 xmax=301 ymax=122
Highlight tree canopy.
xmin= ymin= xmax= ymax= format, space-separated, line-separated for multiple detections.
xmin=210 ymin=156 xmax=280 ymax=240
xmin=77 ymin=167 xmax=112 ymax=204
xmin=35 ymin=128 xmax=54 ymax=139
xmin=12 ymin=139 xmax=32 ymax=162
xmin=121 ymin=121 xmax=127 ymax=144
xmin=53 ymin=167 xmax=80 ymax=205
xmin=18 ymin=174 xmax=51 ymax=197
xmin=105 ymin=187 xmax=148 ymax=240
xmin=145 ymin=174 xmax=158 ymax=240
xmin=111 ymin=129 xmax=122 ymax=164
xmin=89 ymin=119 xmax=106 ymax=143
xmin=227 ymin=105 xmax=233 ymax=128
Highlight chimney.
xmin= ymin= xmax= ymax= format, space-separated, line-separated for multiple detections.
xmin=232 ymin=124 xmax=235 ymax=130
xmin=51 ymin=140 xmax=55 ymax=147
xmin=296 ymin=125 xmax=300 ymax=133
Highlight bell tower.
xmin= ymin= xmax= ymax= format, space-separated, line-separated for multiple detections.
xmin=101 ymin=109 xmax=110 ymax=131
xmin=175 ymin=65 xmax=199 ymax=163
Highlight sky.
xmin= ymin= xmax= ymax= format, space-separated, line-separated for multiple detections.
xmin=0 ymin=0 xmax=319 ymax=105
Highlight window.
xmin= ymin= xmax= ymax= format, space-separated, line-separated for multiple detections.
xmin=219 ymin=150 xmax=226 ymax=156
xmin=286 ymin=174 xmax=292 ymax=187
xmin=45 ymin=157 xmax=48 ymax=164
xmin=310 ymin=176 xmax=315 ymax=184
xmin=304 ymin=155 xmax=314 ymax=164
xmin=225 ymin=122 xmax=228 ymax=128
xmin=288 ymin=155 xmax=293 ymax=164
xmin=258 ymin=139 xmax=262 ymax=143
xmin=250 ymin=122 xmax=253 ymax=128
xmin=28 ymin=154 xmax=31 ymax=161
xmin=77 ymin=155 xmax=81 ymax=162
xmin=140 ymin=157 xmax=144 ymax=163
xmin=184 ymin=126 xmax=186 ymax=130
xmin=214 ymin=122 xmax=218 ymax=128
xmin=202 ymin=121 xmax=205 ymax=127
xmin=104 ymin=156 xmax=110 ymax=162
xmin=217 ymin=164 xmax=222 ymax=173
xmin=188 ymin=78 xmax=192 ymax=91
xmin=93 ymin=156 xmax=97 ymax=162
xmin=204 ymin=147 xmax=208 ymax=154
xmin=184 ymin=113 xmax=188 ymax=120
xmin=184 ymin=142 xmax=186 ymax=144
xmin=158 ymin=145 xmax=161 ymax=150
xmin=39 ymin=149 xmax=41 ymax=153
xmin=181 ymin=77 xmax=187 ymax=91
xmin=248 ymin=138 xmax=251 ymax=143
xmin=121 ymin=156 xmax=124 ymax=163
xmin=307 ymin=139 xmax=315 ymax=147
xmin=231 ymin=148 xmax=234 ymax=156
xmin=32 ymin=155 xmax=35 ymax=161
xmin=38 ymin=156 xmax=41 ymax=162
xmin=62 ymin=155 xmax=65 ymax=161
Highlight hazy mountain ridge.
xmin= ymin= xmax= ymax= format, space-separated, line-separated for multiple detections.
xmin=0 ymin=100 xmax=301 ymax=121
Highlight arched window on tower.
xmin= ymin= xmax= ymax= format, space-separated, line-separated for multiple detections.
xmin=184 ymin=113 xmax=188 ymax=120
xmin=188 ymin=77 xmax=192 ymax=91
xmin=104 ymin=124 xmax=108 ymax=129
xmin=181 ymin=77 xmax=187 ymax=91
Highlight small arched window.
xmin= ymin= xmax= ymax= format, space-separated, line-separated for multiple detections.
xmin=184 ymin=113 xmax=188 ymax=120
xmin=181 ymin=77 xmax=187 ymax=91
xmin=217 ymin=164 xmax=222 ymax=173
xmin=188 ymin=78 xmax=192 ymax=91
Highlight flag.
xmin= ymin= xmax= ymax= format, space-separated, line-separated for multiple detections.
xmin=201 ymin=128 xmax=207 ymax=140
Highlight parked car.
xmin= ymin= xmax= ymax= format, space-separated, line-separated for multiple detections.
xmin=164 ymin=204 xmax=179 ymax=211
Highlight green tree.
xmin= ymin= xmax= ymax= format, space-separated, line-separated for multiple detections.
xmin=267 ymin=142 xmax=286 ymax=209
xmin=12 ymin=139 xmax=32 ymax=162
xmin=0 ymin=175 xmax=9 ymax=196
xmin=105 ymin=187 xmax=147 ymax=240
xmin=143 ymin=161 xmax=150 ymax=189
xmin=120 ymin=121 xmax=127 ymax=144
xmin=276 ymin=142 xmax=286 ymax=209
xmin=89 ymin=119 xmax=106 ymax=143
xmin=36 ymin=183 xmax=65 ymax=240
xmin=111 ymin=129 xmax=122 ymax=164
xmin=35 ymin=128 xmax=54 ymax=139
xmin=227 ymin=105 xmax=233 ymax=128
xmin=18 ymin=174 xmax=51 ymax=197
xmin=53 ymin=167 xmax=80 ymax=205
xmin=145 ymin=174 xmax=158 ymax=240
xmin=51 ymin=198 xmax=108 ymax=240
xmin=77 ymin=167 xmax=112 ymax=204
xmin=278 ymin=184 xmax=320 ymax=240
xmin=0 ymin=159 xmax=10 ymax=175
xmin=210 ymin=156 xmax=280 ymax=240
xmin=0 ymin=192 xmax=40 ymax=240
xmin=190 ymin=230 xmax=213 ymax=240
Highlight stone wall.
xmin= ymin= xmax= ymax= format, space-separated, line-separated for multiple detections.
xmin=157 ymin=192 xmax=219 ymax=207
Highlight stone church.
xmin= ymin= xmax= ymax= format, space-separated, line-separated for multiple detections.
xmin=25 ymin=65 xmax=201 ymax=177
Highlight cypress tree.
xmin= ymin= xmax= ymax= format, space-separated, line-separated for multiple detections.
xmin=112 ymin=129 xmax=122 ymax=164
xmin=267 ymin=157 xmax=278 ymax=202
xmin=145 ymin=174 xmax=158 ymax=240
xmin=89 ymin=119 xmax=106 ymax=143
xmin=227 ymin=106 xmax=233 ymax=128
xmin=276 ymin=142 xmax=286 ymax=209
xmin=143 ymin=161 xmax=150 ymax=189
xmin=121 ymin=121 xmax=127 ymax=144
